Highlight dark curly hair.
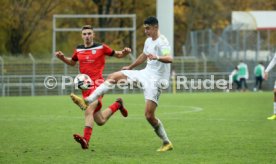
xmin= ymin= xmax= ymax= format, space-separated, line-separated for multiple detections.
xmin=144 ymin=16 xmax=158 ymax=26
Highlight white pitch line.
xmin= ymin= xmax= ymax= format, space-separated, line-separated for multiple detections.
xmin=0 ymin=105 xmax=203 ymax=121
xmin=115 ymin=104 xmax=203 ymax=119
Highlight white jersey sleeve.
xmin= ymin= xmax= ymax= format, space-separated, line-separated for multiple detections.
xmin=158 ymin=35 xmax=171 ymax=56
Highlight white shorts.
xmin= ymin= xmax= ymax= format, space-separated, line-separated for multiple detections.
xmin=274 ymin=81 xmax=276 ymax=89
xmin=121 ymin=69 xmax=162 ymax=105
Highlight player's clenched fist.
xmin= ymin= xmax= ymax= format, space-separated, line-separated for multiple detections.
xmin=55 ymin=51 xmax=65 ymax=59
xmin=122 ymin=47 xmax=131 ymax=55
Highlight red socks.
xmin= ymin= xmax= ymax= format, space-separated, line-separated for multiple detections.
xmin=109 ymin=102 xmax=120 ymax=113
xmin=83 ymin=126 xmax=92 ymax=142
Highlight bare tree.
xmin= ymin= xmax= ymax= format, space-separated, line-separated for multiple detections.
xmin=3 ymin=0 xmax=60 ymax=55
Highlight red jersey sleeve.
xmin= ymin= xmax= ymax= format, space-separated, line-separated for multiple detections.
xmin=72 ymin=49 xmax=78 ymax=61
xmin=103 ymin=44 xmax=115 ymax=56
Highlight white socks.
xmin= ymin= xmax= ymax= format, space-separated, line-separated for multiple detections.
xmin=85 ymin=81 xmax=114 ymax=104
xmin=153 ymin=119 xmax=170 ymax=144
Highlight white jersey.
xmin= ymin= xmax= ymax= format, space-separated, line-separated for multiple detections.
xmin=143 ymin=34 xmax=171 ymax=81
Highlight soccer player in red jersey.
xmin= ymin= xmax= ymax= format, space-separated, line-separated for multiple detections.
xmin=55 ymin=25 xmax=131 ymax=149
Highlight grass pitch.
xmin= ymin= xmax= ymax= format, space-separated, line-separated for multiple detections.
xmin=0 ymin=92 xmax=275 ymax=163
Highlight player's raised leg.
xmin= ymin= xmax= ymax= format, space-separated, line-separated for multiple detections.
xmin=85 ymin=72 xmax=127 ymax=104
xmin=85 ymin=81 xmax=114 ymax=104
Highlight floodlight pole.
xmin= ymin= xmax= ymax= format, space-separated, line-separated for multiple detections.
xmin=157 ymin=0 xmax=174 ymax=57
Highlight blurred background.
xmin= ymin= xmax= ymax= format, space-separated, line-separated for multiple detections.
xmin=1 ymin=0 xmax=276 ymax=96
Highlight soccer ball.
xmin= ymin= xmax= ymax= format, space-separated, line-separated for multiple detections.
xmin=74 ymin=74 xmax=92 ymax=90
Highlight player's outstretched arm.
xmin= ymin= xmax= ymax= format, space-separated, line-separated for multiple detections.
xmin=55 ymin=51 xmax=76 ymax=66
xmin=121 ymin=53 xmax=147 ymax=70
xmin=114 ymin=47 xmax=132 ymax=58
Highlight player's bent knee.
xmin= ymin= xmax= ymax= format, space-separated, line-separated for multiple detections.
xmin=95 ymin=121 xmax=105 ymax=126
xmin=145 ymin=113 xmax=154 ymax=121
xmin=107 ymin=72 xmax=118 ymax=80
xmin=84 ymin=109 xmax=93 ymax=116
xmin=107 ymin=72 xmax=126 ymax=83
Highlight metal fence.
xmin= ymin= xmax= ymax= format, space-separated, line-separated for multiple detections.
xmin=188 ymin=28 xmax=276 ymax=60
xmin=2 ymin=73 xmax=239 ymax=97
xmin=185 ymin=26 xmax=276 ymax=72
xmin=0 ymin=54 xmax=247 ymax=96
xmin=1 ymin=54 xmax=275 ymax=97
xmin=182 ymin=26 xmax=276 ymax=91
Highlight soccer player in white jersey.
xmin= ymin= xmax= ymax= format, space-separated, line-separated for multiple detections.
xmin=264 ymin=53 xmax=276 ymax=120
xmin=73 ymin=16 xmax=173 ymax=151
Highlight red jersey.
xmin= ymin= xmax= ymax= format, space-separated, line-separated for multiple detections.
xmin=72 ymin=43 xmax=114 ymax=98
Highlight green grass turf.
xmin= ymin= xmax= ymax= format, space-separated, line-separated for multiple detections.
xmin=0 ymin=92 xmax=275 ymax=163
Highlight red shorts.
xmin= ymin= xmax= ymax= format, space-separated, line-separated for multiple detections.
xmin=82 ymin=88 xmax=103 ymax=113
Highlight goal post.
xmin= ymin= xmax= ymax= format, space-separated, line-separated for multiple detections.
xmin=52 ymin=14 xmax=136 ymax=61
